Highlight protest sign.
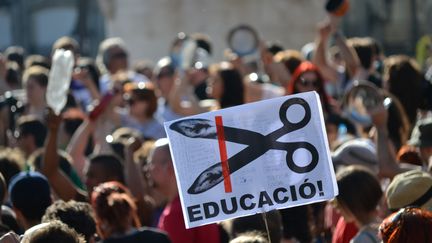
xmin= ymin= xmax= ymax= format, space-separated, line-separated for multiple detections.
xmin=164 ymin=91 xmax=338 ymax=229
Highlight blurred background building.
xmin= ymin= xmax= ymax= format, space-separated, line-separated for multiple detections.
xmin=0 ymin=0 xmax=431 ymax=61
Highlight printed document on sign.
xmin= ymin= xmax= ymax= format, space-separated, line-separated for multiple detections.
xmin=164 ymin=91 xmax=338 ymax=228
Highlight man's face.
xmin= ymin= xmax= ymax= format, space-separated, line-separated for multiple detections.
xmin=148 ymin=147 xmax=170 ymax=195
xmin=108 ymin=46 xmax=128 ymax=73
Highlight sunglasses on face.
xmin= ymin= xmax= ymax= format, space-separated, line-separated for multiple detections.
xmin=299 ymin=78 xmax=318 ymax=87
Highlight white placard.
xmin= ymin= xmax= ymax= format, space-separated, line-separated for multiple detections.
xmin=164 ymin=91 xmax=338 ymax=228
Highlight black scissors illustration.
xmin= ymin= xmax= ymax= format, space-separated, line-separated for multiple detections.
xmin=169 ymin=97 xmax=319 ymax=194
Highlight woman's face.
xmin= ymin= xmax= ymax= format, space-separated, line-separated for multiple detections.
xmin=155 ymin=67 xmax=175 ymax=98
xmin=128 ymin=94 xmax=149 ymax=118
xmin=295 ymin=71 xmax=319 ymax=93
xmin=207 ymin=73 xmax=224 ymax=100
xmin=25 ymin=78 xmax=46 ymax=104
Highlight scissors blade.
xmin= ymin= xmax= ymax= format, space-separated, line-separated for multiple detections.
xmin=188 ymin=144 xmax=268 ymax=194
xmin=169 ymin=118 xmax=217 ymax=139
xmin=169 ymin=118 xmax=264 ymax=143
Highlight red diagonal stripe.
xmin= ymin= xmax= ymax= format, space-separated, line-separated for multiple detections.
xmin=215 ymin=116 xmax=232 ymax=193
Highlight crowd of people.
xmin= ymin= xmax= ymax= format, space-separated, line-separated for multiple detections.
xmin=0 ymin=14 xmax=431 ymax=243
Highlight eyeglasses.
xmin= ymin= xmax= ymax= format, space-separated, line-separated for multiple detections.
xmin=299 ymin=78 xmax=318 ymax=87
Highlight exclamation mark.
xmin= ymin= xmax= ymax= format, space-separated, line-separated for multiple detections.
xmin=317 ymin=180 xmax=324 ymax=196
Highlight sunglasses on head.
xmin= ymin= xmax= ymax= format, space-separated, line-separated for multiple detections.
xmin=299 ymin=78 xmax=318 ymax=87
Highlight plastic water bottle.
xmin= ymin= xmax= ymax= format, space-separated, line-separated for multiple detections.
xmin=46 ymin=49 xmax=74 ymax=115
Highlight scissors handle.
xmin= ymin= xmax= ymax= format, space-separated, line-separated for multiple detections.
xmin=273 ymin=141 xmax=319 ymax=173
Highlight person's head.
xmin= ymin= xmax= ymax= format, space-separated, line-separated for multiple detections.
xmin=383 ymin=55 xmax=422 ymax=125
xmin=91 ymin=181 xmax=140 ymax=239
xmin=191 ymin=32 xmax=213 ymax=56
xmin=287 ymin=61 xmax=331 ymax=113
xmin=5 ymin=61 xmax=22 ymax=89
xmin=24 ymin=55 xmax=50 ymax=70
xmin=123 ymin=82 xmax=158 ymax=119
xmin=153 ymin=57 xmax=176 ymax=98
xmin=75 ymin=57 xmax=100 ymax=91
xmin=273 ymin=49 xmax=304 ymax=75
xmin=15 ymin=116 xmax=47 ymax=157
xmin=85 ymin=154 xmax=124 ymax=194
xmin=408 ymin=117 xmax=432 ymax=163
xmin=4 ymin=46 xmax=25 ymax=71
xmin=107 ymin=127 xmax=143 ymax=159
xmin=52 ymin=36 xmax=80 ymax=63
xmin=8 ymin=171 xmax=52 ymax=229
xmin=331 ymin=138 xmax=379 ymax=174
xmin=96 ymin=37 xmax=128 ymax=74
xmin=42 ymin=200 xmax=96 ymax=243
xmin=230 ymin=232 xmax=269 ymax=243
xmin=21 ymin=221 xmax=85 ymax=243
xmin=133 ymin=59 xmax=154 ymax=79
xmin=0 ymin=148 xmax=23 ymax=187
xmin=228 ymin=211 xmax=282 ymax=243
xmin=148 ymin=138 xmax=176 ymax=199
xmin=208 ymin=62 xmax=244 ymax=108
xmin=22 ymin=66 xmax=49 ymax=106
xmin=386 ymin=170 xmax=432 ymax=212
xmin=379 ymin=207 xmax=432 ymax=243
xmin=334 ymin=165 xmax=383 ymax=225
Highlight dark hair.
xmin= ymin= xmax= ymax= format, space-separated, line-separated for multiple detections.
xmin=230 ymin=211 xmax=282 ymax=243
xmin=23 ymin=65 xmax=49 ymax=88
xmin=266 ymin=41 xmax=284 ymax=56
xmin=348 ymin=37 xmax=375 ymax=70
xmin=89 ymin=154 xmax=125 ymax=183
xmin=16 ymin=116 xmax=47 ymax=148
xmin=280 ymin=206 xmax=313 ymax=243
xmin=274 ymin=49 xmax=304 ymax=74
xmin=191 ymin=32 xmax=213 ymax=55
xmin=128 ymin=85 xmax=158 ymax=118
xmin=25 ymin=55 xmax=51 ymax=70
xmin=212 ymin=65 xmax=244 ymax=108
xmin=23 ymin=220 xmax=84 ymax=243
xmin=29 ymin=149 xmax=85 ymax=190
xmin=0 ymin=149 xmax=23 ymax=186
xmin=42 ymin=200 xmax=96 ymax=243
xmin=336 ymin=165 xmax=383 ymax=224
xmin=52 ymin=36 xmax=80 ymax=55
xmin=91 ymin=181 xmax=140 ymax=238
xmin=76 ymin=57 xmax=100 ymax=90
xmin=384 ymin=55 xmax=422 ymax=126
xmin=5 ymin=46 xmax=25 ymax=70
xmin=5 ymin=61 xmax=22 ymax=87
xmin=379 ymin=207 xmax=432 ymax=243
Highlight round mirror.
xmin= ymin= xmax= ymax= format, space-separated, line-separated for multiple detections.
xmin=227 ymin=25 xmax=259 ymax=57
xmin=342 ymin=80 xmax=391 ymax=126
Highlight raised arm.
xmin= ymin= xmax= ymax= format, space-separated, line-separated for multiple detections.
xmin=333 ymin=30 xmax=361 ymax=78
xmin=42 ymin=109 xmax=87 ymax=201
xmin=66 ymin=119 xmax=95 ymax=179
xmin=313 ymin=21 xmax=340 ymax=83
xmin=371 ymin=105 xmax=408 ymax=178
xmin=168 ymin=74 xmax=207 ymax=116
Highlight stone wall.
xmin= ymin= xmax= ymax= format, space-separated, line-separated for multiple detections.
xmin=101 ymin=0 xmax=326 ymax=62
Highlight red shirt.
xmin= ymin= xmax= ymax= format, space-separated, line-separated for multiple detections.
xmin=158 ymin=195 xmax=220 ymax=243
xmin=332 ymin=216 xmax=358 ymax=243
